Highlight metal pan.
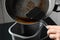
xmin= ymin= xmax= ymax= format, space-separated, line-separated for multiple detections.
xmin=5 ymin=0 xmax=55 ymax=25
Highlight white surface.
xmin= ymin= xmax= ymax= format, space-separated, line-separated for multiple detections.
xmin=50 ymin=12 xmax=60 ymax=25
xmin=56 ymin=0 xmax=60 ymax=4
xmin=0 ymin=0 xmax=4 ymax=23
xmin=1 ymin=0 xmax=14 ymax=23
xmin=57 ymin=6 xmax=60 ymax=11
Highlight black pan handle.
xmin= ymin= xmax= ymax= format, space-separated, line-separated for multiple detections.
xmin=53 ymin=4 xmax=60 ymax=12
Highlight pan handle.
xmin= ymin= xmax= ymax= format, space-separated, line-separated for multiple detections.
xmin=53 ymin=4 xmax=60 ymax=12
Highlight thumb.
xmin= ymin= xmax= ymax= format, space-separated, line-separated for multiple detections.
xmin=46 ymin=25 xmax=52 ymax=29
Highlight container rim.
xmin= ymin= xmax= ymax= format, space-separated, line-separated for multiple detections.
xmin=8 ymin=22 xmax=43 ymax=39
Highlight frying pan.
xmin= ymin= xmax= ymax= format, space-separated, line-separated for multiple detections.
xmin=5 ymin=0 xmax=55 ymax=25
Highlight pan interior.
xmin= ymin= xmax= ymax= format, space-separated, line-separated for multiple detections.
xmin=5 ymin=0 xmax=49 ymax=24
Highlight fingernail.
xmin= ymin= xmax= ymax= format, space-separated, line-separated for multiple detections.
xmin=46 ymin=26 xmax=50 ymax=29
xmin=46 ymin=25 xmax=52 ymax=29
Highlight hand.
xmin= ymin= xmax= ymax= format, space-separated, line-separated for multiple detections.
xmin=46 ymin=25 xmax=60 ymax=40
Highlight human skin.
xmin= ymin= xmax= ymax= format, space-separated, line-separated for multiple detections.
xmin=46 ymin=26 xmax=60 ymax=40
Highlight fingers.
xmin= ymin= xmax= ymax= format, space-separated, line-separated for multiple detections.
xmin=48 ymin=33 xmax=60 ymax=40
xmin=47 ymin=25 xmax=60 ymax=34
xmin=47 ymin=29 xmax=56 ymax=35
xmin=46 ymin=25 xmax=60 ymax=30
xmin=49 ymin=34 xmax=56 ymax=39
xmin=46 ymin=25 xmax=60 ymax=40
xmin=47 ymin=29 xmax=56 ymax=39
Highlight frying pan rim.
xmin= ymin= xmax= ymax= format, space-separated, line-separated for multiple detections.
xmin=5 ymin=0 xmax=55 ymax=25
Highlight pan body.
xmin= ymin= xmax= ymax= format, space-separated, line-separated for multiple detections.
xmin=5 ymin=0 xmax=55 ymax=24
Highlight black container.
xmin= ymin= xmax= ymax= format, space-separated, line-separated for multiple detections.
xmin=8 ymin=22 xmax=47 ymax=40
